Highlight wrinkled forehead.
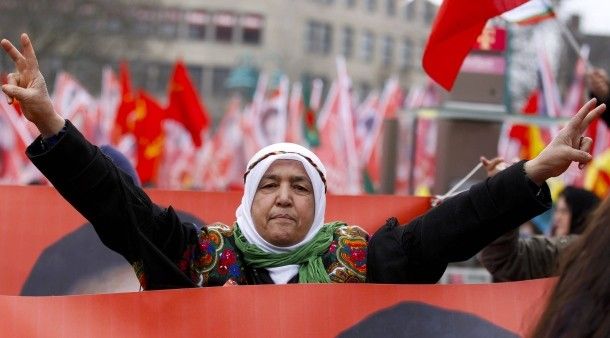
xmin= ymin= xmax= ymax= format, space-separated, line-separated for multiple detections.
xmin=261 ymin=159 xmax=312 ymax=182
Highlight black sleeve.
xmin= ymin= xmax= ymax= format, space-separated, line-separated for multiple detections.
xmin=367 ymin=161 xmax=551 ymax=284
xmin=26 ymin=120 xmax=193 ymax=265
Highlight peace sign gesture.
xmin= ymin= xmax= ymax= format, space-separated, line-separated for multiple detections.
xmin=525 ymin=98 xmax=606 ymax=185
xmin=1 ymin=33 xmax=64 ymax=137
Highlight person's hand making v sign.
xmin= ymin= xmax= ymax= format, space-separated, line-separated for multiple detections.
xmin=1 ymin=33 xmax=64 ymax=137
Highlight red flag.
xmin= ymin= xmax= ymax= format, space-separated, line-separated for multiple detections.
xmin=196 ymin=96 xmax=245 ymax=191
xmin=253 ymin=75 xmax=290 ymax=146
xmin=51 ymin=72 xmax=97 ymax=142
xmin=413 ymin=117 xmax=438 ymax=196
xmin=114 ymin=62 xmax=136 ymax=139
xmin=303 ymin=79 xmax=323 ymax=147
xmin=133 ymin=91 xmax=165 ymax=185
xmin=166 ymin=60 xmax=210 ymax=147
xmin=286 ymin=82 xmax=305 ymax=144
xmin=315 ymin=58 xmax=361 ymax=194
xmin=422 ymin=0 xmax=528 ymax=90
xmin=97 ymin=67 xmax=122 ymax=145
xmin=499 ymin=90 xmax=548 ymax=161
xmin=364 ymin=78 xmax=403 ymax=191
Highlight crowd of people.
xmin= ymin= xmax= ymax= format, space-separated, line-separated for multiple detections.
xmin=2 ymin=32 xmax=610 ymax=337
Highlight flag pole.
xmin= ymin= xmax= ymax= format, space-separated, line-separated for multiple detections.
xmin=540 ymin=0 xmax=593 ymax=69
xmin=552 ymin=16 xmax=593 ymax=69
xmin=432 ymin=162 xmax=483 ymax=206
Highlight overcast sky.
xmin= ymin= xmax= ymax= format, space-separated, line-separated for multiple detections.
xmin=559 ymin=0 xmax=610 ymax=35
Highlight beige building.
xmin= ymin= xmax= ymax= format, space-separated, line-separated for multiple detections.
xmin=127 ymin=0 xmax=437 ymax=118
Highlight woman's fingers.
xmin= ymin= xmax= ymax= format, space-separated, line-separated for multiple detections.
xmin=20 ymin=33 xmax=39 ymax=68
xmin=580 ymin=103 xmax=606 ymax=134
xmin=579 ymin=136 xmax=593 ymax=153
xmin=6 ymin=73 xmax=19 ymax=89
xmin=0 ymin=38 xmax=25 ymax=65
xmin=578 ymin=137 xmax=594 ymax=169
xmin=570 ymin=98 xmax=598 ymax=129
xmin=4 ymin=73 xmax=19 ymax=104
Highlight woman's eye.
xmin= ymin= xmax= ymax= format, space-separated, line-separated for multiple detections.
xmin=260 ymin=183 xmax=277 ymax=189
xmin=294 ymin=185 xmax=309 ymax=192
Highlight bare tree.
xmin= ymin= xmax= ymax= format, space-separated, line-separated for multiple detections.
xmin=0 ymin=0 xmax=159 ymax=93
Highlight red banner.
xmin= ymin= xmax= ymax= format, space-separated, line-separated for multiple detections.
xmin=0 ymin=186 xmax=430 ymax=296
xmin=0 ymin=279 xmax=552 ymax=337
xmin=0 ymin=186 xmax=554 ymax=337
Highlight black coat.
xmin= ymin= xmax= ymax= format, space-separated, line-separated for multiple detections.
xmin=27 ymin=121 xmax=551 ymax=289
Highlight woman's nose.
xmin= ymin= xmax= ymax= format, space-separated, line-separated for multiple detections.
xmin=275 ymin=183 xmax=292 ymax=206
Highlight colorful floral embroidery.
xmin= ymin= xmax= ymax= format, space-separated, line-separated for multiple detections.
xmin=148 ymin=222 xmax=371 ymax=287
xmin=189 ymin=223 xmax=246 ymax=285
xmin=193 ymin=223 xmax=230 ymax=273
xmin=328 ymin=225 xmax=368 ymax=283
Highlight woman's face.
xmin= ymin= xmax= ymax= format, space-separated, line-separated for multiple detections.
xmin=552 ymin=196 xmax=572 ymax=236
xmin=251 ymin=159 xmax=315 ymax=246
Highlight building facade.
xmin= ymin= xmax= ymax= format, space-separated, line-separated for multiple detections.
xmin=126 ymin=0 xmax=436 ymax=118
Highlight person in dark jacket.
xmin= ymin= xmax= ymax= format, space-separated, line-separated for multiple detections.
xmin=1 ymin=34 xmax=605 ymax=289
xmin=551 ymin=186 xmax=600 ymax=236
xmin=480 ymin=156 xmax=600 ymax=282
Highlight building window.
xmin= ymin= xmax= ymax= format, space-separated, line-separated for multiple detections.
xmin=241 ymin=14 xmax=264 ymax=45
xmin=212 ymin=67 xmax=231 ymax=97
xmin=361 ymin=30 xmax=375 ymax=62
xmin=214 ymin=12 xmax=236 ymax=42
xmin=105 ymin=18 xmax=124 ymax=33
xmin=403 ymin=0 xmax=416 ymax=21
xmin=305 ymin=21 xmax=333 ymax=55
xmin=344 ymin=0 xmax=357 ymax=8
xmin=132 ymin=8 xmax=156 ymax=37
xmin=157 ymin=9 xmax=182 ymax=40
xmin=400 ymin=38 xmax=413 ymax=69
xmin=186 ymin=11 xmax=209 ymax=40
xmin=424 ymin=2 xmax=436 ymax=23
xmin=385 ymin=0 xmax=396 ymax=16
xmin=365 ymin=0 xmax=377 ymax=12
xmin=133 ymin=62 xmax=171 ymax=95
xmin=154 ymin=63 xmax=172 ymax=94
xmin=341 ymin=26 xmax=354 ymax=59
xmin=382 ymin=35 xmax=394 ymax=66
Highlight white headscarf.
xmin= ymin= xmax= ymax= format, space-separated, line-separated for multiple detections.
xmin=235 ymin=143 xmax=327 ymax=283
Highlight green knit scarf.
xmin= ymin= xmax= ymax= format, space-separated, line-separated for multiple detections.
xmin=233 ymin=221 xmax=344 ymax=283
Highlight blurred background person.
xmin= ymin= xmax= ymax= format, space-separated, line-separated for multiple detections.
xmin=479 ymin=157 xmax=600 ymax=282
xmin=550 ymin=186 xmax=600 ymax=236
xmin=587 ymin=67 xmax=610 ymax=126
